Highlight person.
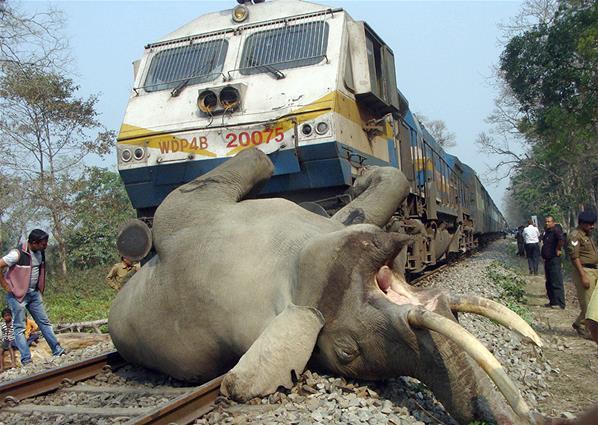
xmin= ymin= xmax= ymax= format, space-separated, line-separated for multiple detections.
xmin=25 ymin=314 xmax=39 ymax=346
xmin=567 ymin=211 xmax=598 ymax=339
xmin=516 ymin=225 xmax=525 ymax=256
xmin=522 ymin=219 xmax=541 ymax=275
xmin=541 ymin=216 xmax=565 ymax=309
xmin=0 ymin=229 xmax=65 ymax=365
xmin=585 ymin=289 xmax=598 ymax=345
xmin=0 ymin=308 xmax=16 ymax=372
xmin=105 ymin=256 xmax=141 ymax=291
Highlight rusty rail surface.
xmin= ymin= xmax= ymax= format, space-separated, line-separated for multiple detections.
xmin=410 ymin=263 xmax=449 ymax=286
xmin=0 ymin=350 xmax=126 ymax=403
xmin=0 ymin=350 xmax=224 ymax=425
xmin=130 ymin=375 xmax=224 ymax=425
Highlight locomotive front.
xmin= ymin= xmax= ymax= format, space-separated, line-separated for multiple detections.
xmin=117 ymin=0 xmax=357 ymax=220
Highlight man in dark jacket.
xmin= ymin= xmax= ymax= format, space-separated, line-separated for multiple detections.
xmin=541 ymin=216 xmax=565 ymax=309
xmin=516 ymin=225 xmax=525 ymax=256
xmin=0 ymin=229 xmax=65 ymax=365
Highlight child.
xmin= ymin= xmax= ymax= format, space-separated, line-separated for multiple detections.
xmin=25 ymin=314 xmax=39 ymax=346
xmin=106 ymin=256 xmax=141 ymax=291
xmin=0 ymin=308 xmax=17 ymax=372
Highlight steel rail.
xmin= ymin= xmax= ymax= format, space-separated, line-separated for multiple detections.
xmin=410 ymin=263 xmax=449 ymax=286
xmin=0 ymin=350 xmax=125 ymax=403
xmin=128 ymin=375 xmax=224 ymax=425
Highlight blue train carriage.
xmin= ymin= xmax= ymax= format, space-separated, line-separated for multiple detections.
xmin=115 ymin=0 xmax=500 ymax=269
xmin=460 ymin=163 xmax=507 ymax=244
xmin=396 ymin=115 xmax=476 ymax=273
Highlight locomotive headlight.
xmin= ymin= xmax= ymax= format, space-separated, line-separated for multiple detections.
xmin=219 ymin=86 xmax=241 ymax=110
xmin=232 ymin=5 xmax=249 ymax=23
xmin=315 ymin=121 xmax=329 ymax=135
xmin=133 ymin=147 xmax=145 ymax=160
xmin=121 ymin=148 xmax=132 ymax=162
xmin=197 ymin=90 xmax=218 ymax=114
xmin=301 ymin=124 xmax=313 ymax=136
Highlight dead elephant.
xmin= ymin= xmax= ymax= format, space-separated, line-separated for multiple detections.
xmin=109 ymin=148 xmax=543 ymax=424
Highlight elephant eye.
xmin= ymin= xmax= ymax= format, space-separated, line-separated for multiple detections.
xmin=334 ymin=337 xmax=360 ymax=364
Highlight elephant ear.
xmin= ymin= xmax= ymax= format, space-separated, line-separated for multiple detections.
xmin=220 ymin=304 xmax=324 ymax=401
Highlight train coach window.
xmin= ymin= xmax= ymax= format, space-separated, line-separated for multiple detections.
xmin=143 ymin=39 xmax=228 ymax=92
xmin=239 ymin=21 xmax=329 ymax=75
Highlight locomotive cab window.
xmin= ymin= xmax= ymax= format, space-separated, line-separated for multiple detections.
xmin=239 ymin=21 xmax=329 ymax=75
xmin=143 ymin=39 xmax=228 ymax=92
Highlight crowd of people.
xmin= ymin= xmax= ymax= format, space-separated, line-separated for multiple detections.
xmin=0 ymin=229 xmax=140 ymax=371
xmin=515 ymin=211 xmax=598 ymax=342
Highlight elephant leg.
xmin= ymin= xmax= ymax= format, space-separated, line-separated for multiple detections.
xmin=178 ymin=148 xmax=274 ymax=203
xmin=332 ymin=166 xmax=410 ymax=227
xmin=220 ymin=304 xmax=324 ymax=401
xmin=153 ymin=148 xmax=274 ymax=244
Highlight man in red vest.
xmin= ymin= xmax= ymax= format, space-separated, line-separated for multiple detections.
xmin=0 ymin=229 xmax=64 ymax=365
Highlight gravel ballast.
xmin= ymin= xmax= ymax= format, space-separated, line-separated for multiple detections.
xmin=0 ymin=239 xmax=554 ymax=424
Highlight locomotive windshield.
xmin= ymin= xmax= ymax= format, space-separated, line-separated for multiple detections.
xmin=239 ymin=21 xmax=328 ymax=75
xmin=144 ymin=39 xmax=228 ymax=92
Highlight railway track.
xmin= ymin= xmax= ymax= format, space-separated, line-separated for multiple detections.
xmin=409 ymin=263 xmax=449 ymax=286
xmin=0 ymin=351 xmax=223 ymax=424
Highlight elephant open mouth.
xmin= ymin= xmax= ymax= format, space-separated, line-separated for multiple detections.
xmin=373 ymin=264 xmax=543 ymax=424
xmin=375 ymin=265 xmax=440 ymax=310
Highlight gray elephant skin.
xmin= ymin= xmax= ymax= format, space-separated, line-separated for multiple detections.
xmin=109 ymin=148 xmax=542 ymax=425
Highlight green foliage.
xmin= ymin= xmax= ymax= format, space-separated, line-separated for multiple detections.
xmin=498 ymin=0 xmax=598 ymax=228
xmin=44 ymin=265 xmax=115 ymax=323
xmin=485 ymin=261 xmax=532 ymax=323
xmin=64 ymin=167 xmax=135 ymax=269
xmin=0 ymin=63 xmax=116 ymax=274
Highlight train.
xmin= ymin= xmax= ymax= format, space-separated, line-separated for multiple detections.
xmin=116 ymin=0 xmax=507 ymax=273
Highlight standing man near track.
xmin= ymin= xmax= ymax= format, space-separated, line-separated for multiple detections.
xmin=523 ymin=219 xmax=541 ymax=275
xmin=541 ymin=215 xmax=565 ymax=309
xmin=0 ymin=229 xmax=65 ymax=365
xmin=568 ymin=211 xmax=598 ymax=339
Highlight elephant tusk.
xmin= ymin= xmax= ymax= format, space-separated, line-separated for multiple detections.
xmin=448 ymin=295 xmax=543 ymax=347
xmin=407 ymin=307 xmax=536 ymax=425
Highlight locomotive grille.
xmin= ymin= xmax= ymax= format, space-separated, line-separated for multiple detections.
xmin=237 ymin=19 xmax=329 ymax=76
xmin=142 ymin=32 xmax=229 ymax=92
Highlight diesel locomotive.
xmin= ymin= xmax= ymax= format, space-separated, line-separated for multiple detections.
xmin=116 ymin=0 xmax=507 ymax=273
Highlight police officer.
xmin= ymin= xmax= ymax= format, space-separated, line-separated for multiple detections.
xmin=568 ymin=211 xmax=598 ymax=338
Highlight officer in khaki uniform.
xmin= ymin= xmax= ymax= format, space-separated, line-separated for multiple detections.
xmin=105 ymin=257 xmax=141 ymax=291
xmin=568 ymin=211 xmax=598 ymax=338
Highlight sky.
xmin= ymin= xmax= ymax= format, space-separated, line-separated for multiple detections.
xmin=24 ymin=0 xmax=523 ymax=211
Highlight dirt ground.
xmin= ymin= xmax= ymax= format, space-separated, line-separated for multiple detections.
xmin=509 ymin=254 xmax=598 ymax=418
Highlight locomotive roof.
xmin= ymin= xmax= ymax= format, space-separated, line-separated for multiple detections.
xmin=154 ymin=0 xmax=337 ymax=45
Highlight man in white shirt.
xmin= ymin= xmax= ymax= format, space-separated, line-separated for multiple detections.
xmin=522 ymin=220 xmax=541 ymax=274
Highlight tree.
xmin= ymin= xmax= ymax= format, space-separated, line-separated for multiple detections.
xmin=0 ymin=64 xmax=115 ymax=274
xmin=0 ymin=0 xmax=67 ymax=70
xmin=65 ymin=168 xmax=135 ymax=269
xmin=497 ymin=0 xmax=558 ymax=42
xmin=479 ymin=0 xmax=597 ymax=229
xmin=0 ymin=173 xmax=33 ymax=253
xmin=0 ymin=1 xmax=69 ymax=249
xmin=417 ymin=115 xmax=457 ymax=148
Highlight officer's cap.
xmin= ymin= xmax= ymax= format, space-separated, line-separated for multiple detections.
xmin=578 ymin=211 xmax=597 ymax=224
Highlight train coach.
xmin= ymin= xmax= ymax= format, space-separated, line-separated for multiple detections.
xmin=116 ymin=0 xmax=507 ymax=274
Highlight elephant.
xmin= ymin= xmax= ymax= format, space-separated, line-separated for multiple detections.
xmin=109 ymin=148 xmax=544 ymax=425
